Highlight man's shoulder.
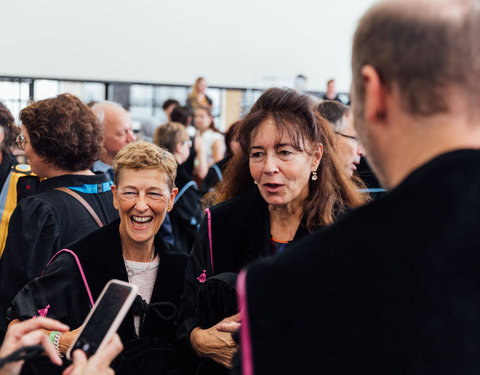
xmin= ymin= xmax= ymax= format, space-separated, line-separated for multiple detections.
xmin=92 ymin=159 xmax=112 ymax=173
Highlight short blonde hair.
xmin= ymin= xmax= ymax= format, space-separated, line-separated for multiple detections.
xmin=113 ymin=141 xmax=177 ymax=191
xmin=153 ymin=122 xmax=190 ymax=154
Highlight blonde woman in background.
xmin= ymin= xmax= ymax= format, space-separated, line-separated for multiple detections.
xmin=186 ymin=77 xmax=213 ymax=114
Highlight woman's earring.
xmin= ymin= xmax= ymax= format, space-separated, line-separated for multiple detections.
xmin=254 ymin=180 xmax=258 ymax=185
xmin=311 ymin=171 xmax=318 ymax=181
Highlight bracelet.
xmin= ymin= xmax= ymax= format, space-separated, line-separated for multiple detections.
xmin=53 ymin=331 xmax=63 ymax=358
xmin=49 ymin=331 xmax=58 ymax=344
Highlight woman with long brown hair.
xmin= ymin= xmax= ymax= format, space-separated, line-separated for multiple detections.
xmin=178 ymin=88 xmax=368 ymax=374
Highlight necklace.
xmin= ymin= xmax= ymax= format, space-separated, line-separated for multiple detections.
xmin=123 ymin=248 xmax=156 ymax=279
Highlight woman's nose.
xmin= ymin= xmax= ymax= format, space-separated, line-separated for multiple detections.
xmin=134 ymin=195 xmax=149 ymax=211
xmin=264 ymin=153 xmax=279 ymax=174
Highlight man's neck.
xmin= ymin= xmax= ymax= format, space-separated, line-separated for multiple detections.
xmin=380 ymin=113 xmax=480 ymax=189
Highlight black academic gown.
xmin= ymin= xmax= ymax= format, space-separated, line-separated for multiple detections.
xmin=8 ymin=219 xmax=188 ymax=375
xmin=238 ymin=149 xmax=480 ymax=374
xmin=178 ymin=188 xmax=310 ymax=375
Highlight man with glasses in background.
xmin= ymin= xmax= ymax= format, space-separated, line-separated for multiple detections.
xmin=316 ymin=100 xmax=364 ymax=178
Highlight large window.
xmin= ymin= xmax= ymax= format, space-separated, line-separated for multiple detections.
xmin=0 ymin=79 xmax=31 ymax=123
xmin=0 ymin=76 xmax=339 ymax=131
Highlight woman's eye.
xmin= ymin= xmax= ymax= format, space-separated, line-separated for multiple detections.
xmin=122 ymin=191 xmax=136 ymax=198
xmin=148 ymin=192 xmax=162 ymax=198
xmin=250 ymin=152 xmax=264 ymax=159
xmin=278 ymin=149 xmax=294 ymax=157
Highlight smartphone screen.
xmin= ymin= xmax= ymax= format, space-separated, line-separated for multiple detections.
xmin=67 ymin=280 xmax=137 ymax=359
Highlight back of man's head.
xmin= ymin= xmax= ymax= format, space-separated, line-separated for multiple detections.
xmin=352 ymin=0 xmax=480 ymax=117
xmin=317 ymin=100 xmax=350 ymax=132
xmin=170 ymin=106 xmax=190 ymax=126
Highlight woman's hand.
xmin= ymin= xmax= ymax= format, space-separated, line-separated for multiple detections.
xmin=190 ymin=313 xmax=241 ymax=368
xmin=0 ymin=317 xmax=69 ymax=375
xmin=62 ymin=334 xmax=123 ymax=375
xmin=58 ymin=327 xmax=83 ymax=355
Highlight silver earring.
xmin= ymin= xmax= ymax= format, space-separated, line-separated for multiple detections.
xmin=254 ymin=180 xmax=258 ymax=185
xmin=311 ymin=171 xmax=318 ymax=181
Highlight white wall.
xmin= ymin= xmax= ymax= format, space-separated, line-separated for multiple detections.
xmin=0 ymin=0 xmax=376 ymax=92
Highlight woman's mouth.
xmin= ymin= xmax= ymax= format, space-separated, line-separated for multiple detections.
xmin=263 ymin=183 xmax=283 ymax=193
xmin=130 ymin=215 xmax=153 ymax=228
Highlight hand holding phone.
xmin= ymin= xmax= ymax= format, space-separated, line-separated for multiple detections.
xmin=66 ymin=279 xmax=137 ymax=360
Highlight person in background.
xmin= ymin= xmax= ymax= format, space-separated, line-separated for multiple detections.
xmin=162 ymin=99 xmax=180 ymax=123
xmin=91 ymin=101 xmax=137 ymax=181
xmin=200 ymin=121 xmax=241 ymax=195
xmin=171 ymin=106 xmax=208 ymax=180
xmin=322 ymin=79 xmax=341 ymax=102
xmin=0 ymin=318 xmax=122 ymax=375
xmin=294 ymin=74 xmax=308 ymax=93
xmin=0 ymin=103 xmax=20 ymax=188
xmin=154 ymin=122 xmax=203 ymax=253
xmin=0 ymin=94 xmax=118 ymax=339
xmin=316 ymin=100 xmax=365 ymax=177
xmin=186 ymin=77 xmax=212 ymax=115
xmin=194 ymin=106 xmax=225 ymax=168
xmin=237 ymin=0 xmax=480 ymax=373
xmin=179 ymin=88 xmax=367 ymax=374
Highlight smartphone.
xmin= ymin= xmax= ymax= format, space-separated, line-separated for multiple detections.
xmin=66 ymin=279 xmax=138 ymax=360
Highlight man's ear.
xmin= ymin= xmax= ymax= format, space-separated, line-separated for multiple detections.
xmin=362 ymin=65 xmax=387 ymax=125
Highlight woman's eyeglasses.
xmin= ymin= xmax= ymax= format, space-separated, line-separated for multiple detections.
xmin=16 ymin=133 xmax=27 ymax=150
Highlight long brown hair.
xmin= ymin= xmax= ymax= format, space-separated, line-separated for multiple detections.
xmin=206 ymin=88 xmax=368 ymax=231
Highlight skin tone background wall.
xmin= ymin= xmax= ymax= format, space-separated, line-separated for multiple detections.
xmin=0 ymin=0 xmax=376 ymax=92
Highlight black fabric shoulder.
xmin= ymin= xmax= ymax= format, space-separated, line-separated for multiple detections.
xmin=64 ymin=218 xmax=121 ymax=255
xmin=209 ymin=188 xmax=265 ymax=218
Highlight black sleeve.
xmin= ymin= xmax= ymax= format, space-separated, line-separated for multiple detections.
xmin=6 ymin=253 xmax=88 ymax=327
xmin=0 ymin=197 xmax=62 ymax=314
xmin=1 ymin=252 xmax=90 ymax=339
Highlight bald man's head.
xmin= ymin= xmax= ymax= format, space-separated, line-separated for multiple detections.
xmin=352 ymin=0 xmax=480 ymax=118
xmin=92 ymin=102 xmax=136 ymax=164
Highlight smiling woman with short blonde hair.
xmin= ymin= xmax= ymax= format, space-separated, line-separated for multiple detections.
xmin=7 ymin=141 xmax=188 ymax=375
